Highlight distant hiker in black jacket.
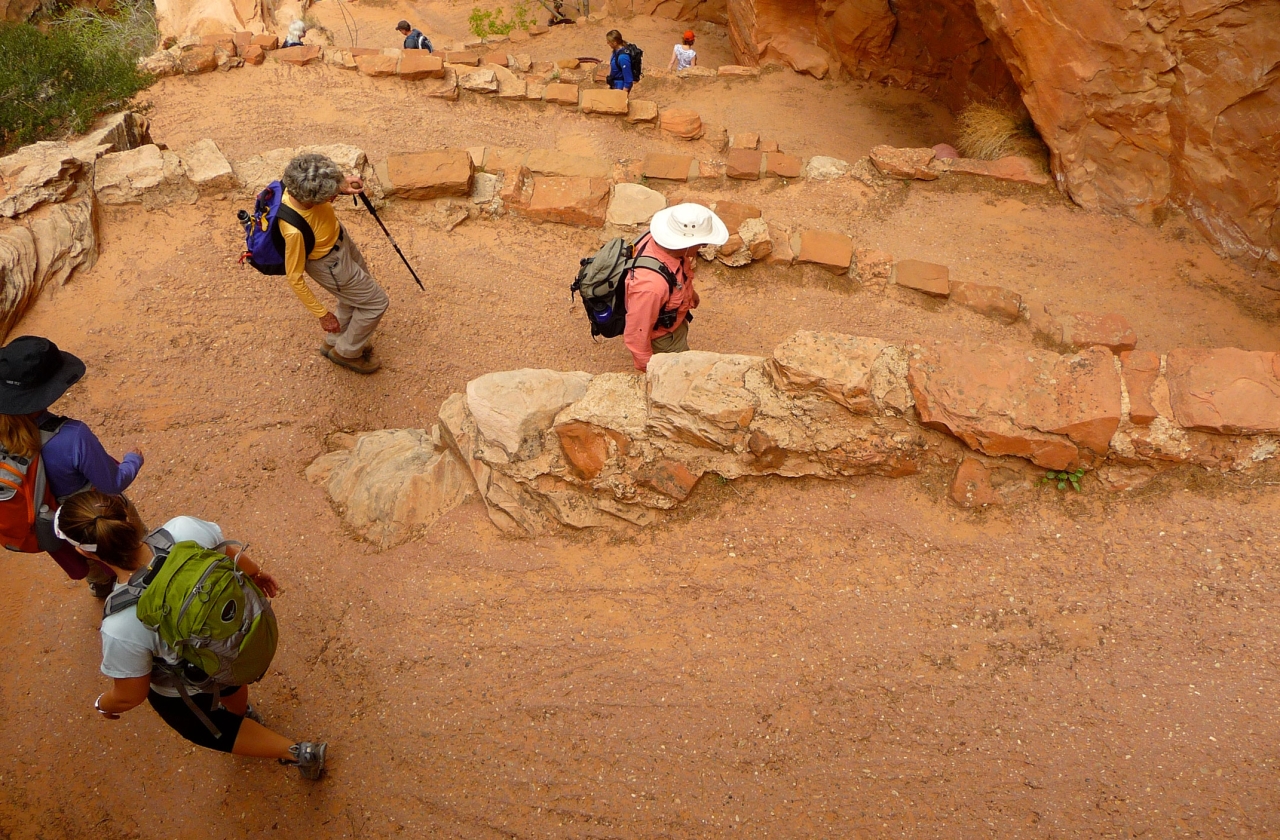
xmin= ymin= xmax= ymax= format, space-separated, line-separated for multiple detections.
xmin=396 ymin=20 xmax=433 ymax=51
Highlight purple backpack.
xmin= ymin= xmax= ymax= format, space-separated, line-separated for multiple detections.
xmin=238 ymin=181 xmax=314 ymax=275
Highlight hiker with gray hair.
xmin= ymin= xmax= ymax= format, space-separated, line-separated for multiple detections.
xmin=279 ymin=153 xmax=389 ymax=374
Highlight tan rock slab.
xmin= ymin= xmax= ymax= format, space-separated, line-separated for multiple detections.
xmin=384 ymin=150 xmax=474 ymax=199
xmin=250 ymin=34 xmax=278 ymax=50
xmin=718 ymin=65 xmax=761 ymax=77
xmin=1061 ymin=311 xmax=1137 ymax=353
xmin=275 ymin=45 xmax=321 ymax=66
xmin=894 ymin=259 xmax=950 ymax=297
xmin=1120 ymin=350 xmax=1161 ymax=425
xmin=767 ymin=331 xmax=887 ymax=414
xmin=525 ymin=149 xmax=610 ymax=179
xmin=711 ymin=200 xmax=761 ymax=234
xmin=660 ymin=109 xmax=704 ymax=140
xmin=580 ymin=88 xmax=629 ymax=115
xmin=730 ymin=133 xmax=759 ymax=150
xmin=726 ymin=149 xmax=763 ymax=180
xmin=641 ymin=153 xmax=696 ymax=182
xmin=398 ymin=52 xmax=444 ymax=79
xmin=765 ymin=152 xmax=803 ymax=179
xmin=241 ymin=44 xmax=264 ymax=65
xmin=949 ymin=281 xmax=1021 ymax=323
xmin=545 ymin=83 xmax=580 ymax=105
xmin=1165 ymin=348 xmax=1280 ymax=434
xmin=766 ymin=224 xmax=794 ymax=266
xmin=356 ymin=53 xmax=398 ymax=76
xmin=467 ymin=369 xmax=592 ymax=458
xmin=178 ymin=138 xmax=236 ymax=193
xmin=627 ymin=100 xmax=659 ymax=123
xmin=427 ymin=69 xmax=459 ymax=100
xmin=457 ymin=66 xmax=499 ymax=92
xmin=445 ymin=50 xmax=480 ymax=65
xmin=606 ymin=182 xmax=667 ymax=226
xmin=523 ymin=176 xmax=611 ymax=227
xmin=870 ymin=145 xmax=937 ymax=180
xmin=796 ymin=230 xmax=854 ymax=273
xmin=908 ymin=343 xmax=1122 ymax=469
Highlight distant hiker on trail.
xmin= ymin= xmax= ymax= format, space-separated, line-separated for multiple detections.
xmin=606 ymin=30 xmax=639 ymax=91
xmin=0 ymin=336 xmax=144 ymax=596
xmin=624 ymin=204 xmax=727 ymax=372
xmin=59 ymin=491 xmax=327 ymax=780
xmin=548 ymin=0 xmax=573 ymax=25
xmin=279 ymin=152 xmax=389 ymax=374
xmin=281 ymin=19 xmax=306 ymax=48
xmin=668 ymin=30 xmax=696 ymax=71
xmin=396 ymin=20 xmax=433 ymax=51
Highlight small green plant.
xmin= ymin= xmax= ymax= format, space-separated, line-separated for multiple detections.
xmin=1042 ymin=468 xmax=1085 ymax=492
xmin=469 ymin=2 xmax=533 ymax=39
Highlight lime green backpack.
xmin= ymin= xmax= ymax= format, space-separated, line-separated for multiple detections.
xmin=105 ymin=529 xmax=278 ymax=735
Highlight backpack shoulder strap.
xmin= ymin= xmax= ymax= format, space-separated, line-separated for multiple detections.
xmin=630 ymin=256 xmax=678 ymax=294
xmin=103 ymin=528 xmax=175 ymax=618
xmin=276 ymin=203 xmax=316 ymax=257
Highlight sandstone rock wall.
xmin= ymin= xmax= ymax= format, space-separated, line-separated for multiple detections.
xmin=722 ymin=0 xmax=1278 ymax=268
xmin=313 ymin=331 xmax=1280 ymax=543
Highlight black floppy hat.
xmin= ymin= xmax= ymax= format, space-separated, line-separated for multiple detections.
xmin=0 ymin=336 xmax=86 ymax=415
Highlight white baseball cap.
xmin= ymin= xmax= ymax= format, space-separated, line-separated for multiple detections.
xmin=649 ymin=203 xmax=730 ymax=250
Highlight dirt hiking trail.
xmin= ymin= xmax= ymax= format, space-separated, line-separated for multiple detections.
xmin=2 ymin=4 xmax=1280 ymax=838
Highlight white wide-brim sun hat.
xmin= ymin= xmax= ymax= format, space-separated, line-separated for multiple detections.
xmin=649 ymin=203 xmax=730 ymax=250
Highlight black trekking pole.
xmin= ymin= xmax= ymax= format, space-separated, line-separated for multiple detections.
xmin=354 ymin=192 xmax=425 ymax=291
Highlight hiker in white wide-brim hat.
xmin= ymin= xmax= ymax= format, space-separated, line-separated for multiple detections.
xmin=623 ymin=203 xmax=728 ymax=372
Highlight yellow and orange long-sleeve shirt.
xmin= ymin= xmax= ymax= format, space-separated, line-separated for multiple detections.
xmin=279 ymin=192 xmax=342 ymax=317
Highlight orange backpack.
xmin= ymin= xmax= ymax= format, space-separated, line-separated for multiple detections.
xmin=0 ymin=420 xmax=64 ymax=553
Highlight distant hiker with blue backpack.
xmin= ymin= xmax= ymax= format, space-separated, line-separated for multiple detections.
xmin=606 ymin=30 xmax=641 ymax=91
xmin=241 ymin=152 xmax=389 ymax=374
xmin=56 ymin=491 xmax=327 ymax=779
xmin=396 ymin=19 xmax=433 ymax=51
xmin=0 ymin=336 xmax=145 ymax=596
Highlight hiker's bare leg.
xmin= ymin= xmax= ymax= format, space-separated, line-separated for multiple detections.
xmin=221 ymin=684 xmax=248 ymax=715
xmin=231 ymin=719 xmax=296 ymax=760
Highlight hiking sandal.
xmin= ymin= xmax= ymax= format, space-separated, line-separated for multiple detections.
xmin=280 ymin=741 xmax=327 ymax=780
xmin=319 ymin=346 xmax=380 ymax=375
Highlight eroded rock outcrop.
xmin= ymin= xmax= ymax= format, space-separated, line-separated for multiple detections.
xmin=311 ymin=330 xmax=1279 ymax=540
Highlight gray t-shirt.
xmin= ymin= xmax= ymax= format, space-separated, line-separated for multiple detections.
xmin=99 ymin=516 xmax=224 ymax=698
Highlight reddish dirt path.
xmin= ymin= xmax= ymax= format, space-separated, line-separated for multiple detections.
xmin=3 ymin=10 xmax=1280 ymax=837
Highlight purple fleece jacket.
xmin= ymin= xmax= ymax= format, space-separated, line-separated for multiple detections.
xmin=40 ymin=417 xmax=142 ymax=498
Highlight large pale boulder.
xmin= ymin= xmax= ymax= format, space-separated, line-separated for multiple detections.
xmin=767 ymin=331 xmax=887 ymax=414
xmin=646 ymin=352 xmax=761 ymax=449
xmin=606 ymin=183 xmax=666 ymax=227
xmin=306 ymin=429 xmax=475 ymax=547
xmin=0 ymin=227 xmax=38 ymax=339
xmin=908 ymin=343 xmax=1122 ymax=469
xmin=466 ymin=369 xmax=593 ymax=459
xmin=0 ymin=143 xmax=82 ymax=218
xmin=26 ymin=192 xmax=97 ymax=288
xmin=178 ymin=138 xmax=237 ymax=193
xmin=93 ymin=145 xmax=195 ymax=207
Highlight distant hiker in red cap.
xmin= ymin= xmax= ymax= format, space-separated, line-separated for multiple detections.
xmin=669 ymin=30 xmax=697 ymax=71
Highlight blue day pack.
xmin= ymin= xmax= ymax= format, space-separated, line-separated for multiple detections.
xmin=238 ymin=181 xmax=314 ymax=275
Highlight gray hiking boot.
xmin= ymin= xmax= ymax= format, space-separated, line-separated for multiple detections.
xmin=243 ymin=704 xmax=263 ymax=724
xmin=281 ymin=742 xmax=327 ymax=780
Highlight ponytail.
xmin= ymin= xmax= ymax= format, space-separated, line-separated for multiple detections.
xmin=56 ymin=492 xmax=147 ymax=570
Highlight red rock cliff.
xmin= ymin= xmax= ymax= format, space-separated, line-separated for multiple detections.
xmin=724 ymin=0 xmax=1279 ymax=269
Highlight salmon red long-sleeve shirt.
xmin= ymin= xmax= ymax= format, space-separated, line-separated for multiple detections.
xmin=623 ymin=234 xmax=697 ymax=372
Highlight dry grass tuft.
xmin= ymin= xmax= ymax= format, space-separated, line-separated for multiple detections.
xmin=954 ymin=102 xmax=1046 ymax=161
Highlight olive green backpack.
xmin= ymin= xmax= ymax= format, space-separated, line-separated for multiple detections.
xmin=104 ymin=529 xmax=278 ymax=736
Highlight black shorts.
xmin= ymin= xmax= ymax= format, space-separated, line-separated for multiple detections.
xmin=148 ymin=686 xmax=244 ymax=753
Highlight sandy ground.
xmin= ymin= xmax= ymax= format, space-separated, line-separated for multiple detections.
xmin=2 ymin=7 xmax=1280 ymax=838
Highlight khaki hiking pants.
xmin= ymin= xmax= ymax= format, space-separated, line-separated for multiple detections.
xmin=651 ymin=321 xmax=690 ymax=355
xmin=305 ymin=233 xmax=389 ymax=359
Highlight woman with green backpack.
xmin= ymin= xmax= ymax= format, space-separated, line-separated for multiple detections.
xmin=54 ymin=491 xmax=328 ymax=779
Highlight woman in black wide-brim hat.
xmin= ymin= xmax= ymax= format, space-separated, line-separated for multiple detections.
xmin=0 ymin=336 xmax=145 ymax=595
